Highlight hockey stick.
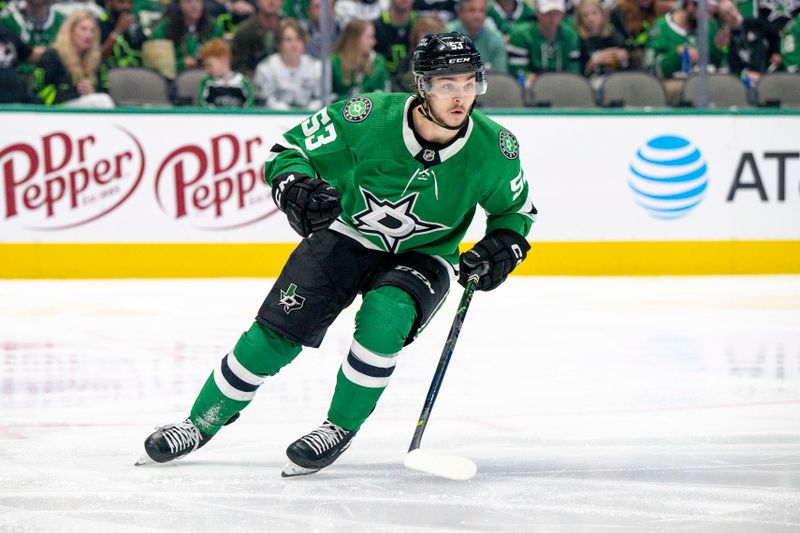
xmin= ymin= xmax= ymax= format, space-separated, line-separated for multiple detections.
xmin=404 ymin=274 xmax=480 ymax=481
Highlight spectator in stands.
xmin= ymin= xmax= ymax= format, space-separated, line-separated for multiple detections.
xmin=254 ymin=18 xmax=322 ymax=108
xmin=448 ymin=0 xmax=507 ymax=71
xmin=203 ymin=0 xmax=256 ymax=40
xmin=32 ymin=10 xmax=115 ymax=107
xmin=646 ymin=0 xmax=726 ymax=78
xmin=781 ymin=12 xmax=799 ymax=71
xmin=302 ymin=0 xmax=340 ymax=59
xmin=575 ymin=0 xmax=629 ymax=79
xmin=99 ymin=0 xmax=147 ymax=68
xmin=151 ymin=0 xmax=225 ymax=73
xmin=391 ymin=13 xmax=445 ymax=89
xmin=0 ymin=24 xmax=33 ymax=101
xmin=413 ymin=0 xmax=458 ymax=23
xmin=53 ymin=0 xmax=104 ymax=19
xmin=282 ymin=0 xmax=309 ymax=20
xmin=610 ymin=0 xmax=657 ymax=69
xmin=0 ymin=0 xmax=65 ymax=68
xmin=716 ymin=0 xmax=776 ymax=80
xmin=374 ymin=0 xmax=416 ymax=86
xmin=506 ymin=0 xmax=580 ymax=88
xmin=198 ymin=37 xmax=254 ymax=107
xmin=756 ymin=0 xmax=799 ymax=65
xmin=331 ymin=19 xmax=388 ymax=99
xmin=336 ymin=0 xmax=382 ymax=28
xmin=231 ymin=0 xmax=283 ymax=76
xmin=487 ymin=0 xmax=536 ymax=37
xmin=132 ymin=0 xmax=164 ymax=36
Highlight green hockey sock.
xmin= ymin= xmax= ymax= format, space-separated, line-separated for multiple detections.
xmin=327 ymin=286 xmax=417 ymax=430
xmin=190 ymin=321 xmax=302 ymax=434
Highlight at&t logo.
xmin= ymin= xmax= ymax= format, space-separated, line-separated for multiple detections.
xmin=629 ymin=135 xmax=708 ymax=220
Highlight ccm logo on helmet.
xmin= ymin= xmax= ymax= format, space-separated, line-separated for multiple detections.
xmin=448 ymin=57 xmax=470 ymax=63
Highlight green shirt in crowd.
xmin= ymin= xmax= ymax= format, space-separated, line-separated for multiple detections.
xmin=781 ymin=14 xmax=800 ymax=72
xmin=487 ymin=0 xmax=536 ymax=36
xmin=447 ymin=20 xmax=508 ymax=73
xmin=331 ymin=52 xmax=389 ymax=101
xmin=150 ymin=17 xmax=225 ymax=73
xmin=506 ymin=21 xmax=581 ymax=77
xmin=0 ymin=4 xmax=64 ymax=46
xmin=646 ymin=12 xmax=725 ymax=78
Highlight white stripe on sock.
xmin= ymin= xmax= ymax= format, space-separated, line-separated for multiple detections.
xmin=350 ymin=340 xmax=397 ymax=368
xmin=341 ymin=360 xmax=392 ymax=388
xmin=340 ymin=341 xmax=398 ymax=388
xmin=213 ymin=365 xmax=258 ymax=401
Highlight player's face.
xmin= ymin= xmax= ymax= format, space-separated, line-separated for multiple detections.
xmin=426 ymin=73 xmax=478 ymax=128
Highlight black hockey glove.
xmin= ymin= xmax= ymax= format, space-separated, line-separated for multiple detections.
xmin=458 ymin=229 xmax=530 ymax=291
xmin=271 ymin=172 xmax=342 ymax=238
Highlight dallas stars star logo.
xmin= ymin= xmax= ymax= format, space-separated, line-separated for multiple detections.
xmin=352 ymin=189 xmax=446 ymax=253
xmin=277 ymin=283 xmax=305 ymax=314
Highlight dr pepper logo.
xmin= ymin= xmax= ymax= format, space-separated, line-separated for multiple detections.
xmin=1 ymin=128 xmax=145 ymax=229
xmin=154 ymin=133 xmax=277 ymax=230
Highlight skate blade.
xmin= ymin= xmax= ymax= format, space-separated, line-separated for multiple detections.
xmin=134 ymin=453 xmax=155 ymax=466
xmin=281 ymin=459 xmax=320 ymax=478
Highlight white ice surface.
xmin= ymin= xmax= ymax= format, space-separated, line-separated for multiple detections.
xmin=1 ymin=276 xmax=799 ymax=532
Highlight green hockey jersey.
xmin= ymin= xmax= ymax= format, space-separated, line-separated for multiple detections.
xmin=263 ymin=92 xmax=536 ymax=266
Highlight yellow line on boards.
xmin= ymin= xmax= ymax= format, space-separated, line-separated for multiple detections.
xmin=517 ymin=240 xmax=800 ymax=275
xmin=1 ymin=241 xmax=799 ymax=278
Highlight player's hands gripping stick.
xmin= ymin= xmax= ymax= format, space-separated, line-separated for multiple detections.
xmin=272 ymin=173 xmax=343 ymax=238
xmin=458 ymin=229 xmax=530 ymax=291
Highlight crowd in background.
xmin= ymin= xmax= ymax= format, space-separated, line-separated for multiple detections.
xmin=0 ymin=0 xmax=799 ymax=108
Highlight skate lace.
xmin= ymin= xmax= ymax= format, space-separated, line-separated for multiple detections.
xmin=159 ymin=420 xmax=201 ymax=454
xmin=301 ymin=421 xmax=349 ymax=456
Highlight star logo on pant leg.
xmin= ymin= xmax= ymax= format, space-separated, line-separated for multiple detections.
xmin=277 ymin=283 xmax=305 ymax=314
xmin=352 ymin=188 xmax=446 ymax=253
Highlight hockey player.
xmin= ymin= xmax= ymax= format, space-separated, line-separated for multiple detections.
xmin=138 ymin=32 xmax=537 ymax=477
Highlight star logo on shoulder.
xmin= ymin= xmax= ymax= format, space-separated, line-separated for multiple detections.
xmin=343 ymin=97 xmax=372 ymax=122
xmin=499 ymin=131 xmax=519 ymax=160
xmin=352 ymin=189 xmax=446 ymax=253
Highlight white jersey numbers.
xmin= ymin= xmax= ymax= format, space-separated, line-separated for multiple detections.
xmin=302 ymin=109 xmax=338 ymax=152
xmin=510 ymin=172 xmax=525 ymax=201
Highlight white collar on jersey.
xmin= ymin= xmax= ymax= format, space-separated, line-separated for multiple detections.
xmin=401 ymin=96 xmax=474 ymax=164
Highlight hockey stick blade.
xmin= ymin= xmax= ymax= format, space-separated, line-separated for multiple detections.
xmin=404 ymin=449 xmax=477 ymax=481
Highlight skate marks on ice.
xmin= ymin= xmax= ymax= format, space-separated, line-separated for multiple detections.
xmin=1 ymin=277 xmax=799 ymax=531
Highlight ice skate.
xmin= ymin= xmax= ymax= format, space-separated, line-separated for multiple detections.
xmin=282 ymin=419 xmax=357 ymax=477
xmin=135 ymin=413 xmax=239 ymax=465
xmin=135 ymin=419 xmax=213 ymax=465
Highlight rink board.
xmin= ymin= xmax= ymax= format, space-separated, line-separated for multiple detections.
xmin=1 ymin=107 xmax=799 ymax=277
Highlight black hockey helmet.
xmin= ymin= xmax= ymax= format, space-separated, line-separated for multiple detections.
xmin=412 ymin=32 xmax=487 ymax=96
